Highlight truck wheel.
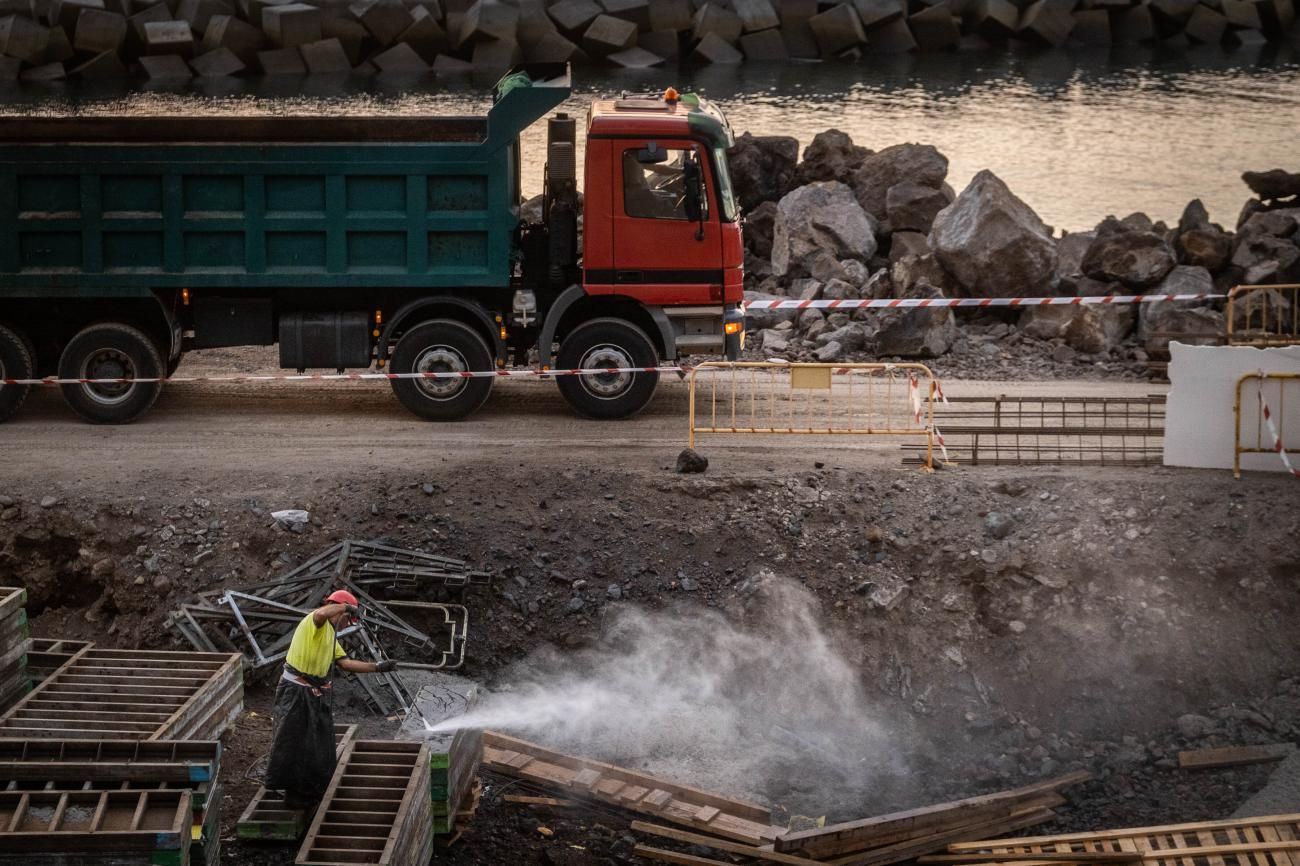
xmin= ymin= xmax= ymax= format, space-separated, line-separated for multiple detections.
xmin=0 ymin=324 xmax=34 ymax=423
xmin=555 ymin=318 xmax=659 ymax=420
xmin=390 ymin=319 xmax=494 ymax=421
xmin=58 ymin=323 xmax=164 ymax=424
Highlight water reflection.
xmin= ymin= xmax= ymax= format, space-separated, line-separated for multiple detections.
xmin=2 ymin=43 xmax=1298 ymax=229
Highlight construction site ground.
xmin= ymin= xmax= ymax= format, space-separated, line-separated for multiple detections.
xmin=1 ymin=353 xmax=1297 ymax=866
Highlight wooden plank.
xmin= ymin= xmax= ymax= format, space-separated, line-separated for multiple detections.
xmin=504 ymin=796 xmax=578 ymax=807
xmin=635 ymin=844 xmax=735 ymax=866
xmin=632 ymin=821 xmax=823 ymax=865
xmin=922 ymin=853 xmax=1139 ymax=863
xmin=949 ymin=816 xmax=1300 ymax=851
xmin=829 ymin=806 xmax=1061 ymax=866
xmin=1178 ymin=746 xmax=1294 ymax=770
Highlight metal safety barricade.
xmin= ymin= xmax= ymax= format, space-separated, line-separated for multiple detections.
xmin=687 ymin=362 xmax=938 ymax=470
xmin=1226 ymin=284 xmax=1300 ymax=347
xmin=1234 ymin=371 xmax=1300 ymax=479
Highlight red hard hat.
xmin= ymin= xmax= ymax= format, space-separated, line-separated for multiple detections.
xmin=326 ymin=590 xmax=359 ymax=607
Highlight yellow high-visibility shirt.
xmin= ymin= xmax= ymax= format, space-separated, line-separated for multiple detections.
xmin=284 ymin=612 xmax=346 ymax=679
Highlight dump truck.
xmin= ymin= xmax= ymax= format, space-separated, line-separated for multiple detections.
xmin=0 ymin=64 xmax=744 ymax=425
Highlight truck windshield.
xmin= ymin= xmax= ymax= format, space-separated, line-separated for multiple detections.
xmin=713 ymin=147 xmax=739 ymax=223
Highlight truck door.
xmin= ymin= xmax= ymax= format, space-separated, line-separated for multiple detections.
xmin=605 ymin=141 xmax=724 ymax=305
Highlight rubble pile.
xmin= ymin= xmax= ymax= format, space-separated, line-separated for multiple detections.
xmin=732 ymin=129 xmax=1300 ymax=369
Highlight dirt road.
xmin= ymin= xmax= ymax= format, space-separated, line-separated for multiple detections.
xmin=1 ymin=374 xmax=1168 ymax=483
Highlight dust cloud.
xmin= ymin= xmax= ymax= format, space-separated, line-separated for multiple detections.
xmin=428 ymin=576 xmax=916 ymax=817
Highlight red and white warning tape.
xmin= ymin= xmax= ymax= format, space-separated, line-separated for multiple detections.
xmin=0 ymin=366 xmax=684 ymax=387
xmin=1257 ymin=383 xmax=1300 ymax=479
xmin=744 ymin=293 xmax=1224 ymax=310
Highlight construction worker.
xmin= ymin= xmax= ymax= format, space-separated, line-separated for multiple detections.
xmin=265 ymin=589 xmax=398 ymax=808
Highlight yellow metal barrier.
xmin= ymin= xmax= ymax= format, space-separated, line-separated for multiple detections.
xmin=1227 ymin=284 xmax=1300 ymax=347
xmin=687 ymin=361 xmax=937 ymax=470
xmin=1234 ymin=371 xmax=1300 ymax=479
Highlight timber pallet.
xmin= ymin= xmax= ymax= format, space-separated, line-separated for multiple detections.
xmin=432 ymin=727 xmax=482 ymax=835
xmin=0 ymin=738 xmax=221 ymax=785
xmin=940 ymin=812 xmax=1300 ymax=866
xmin=296 ymin=738 xmax=433 ymax=866
xmin=483 ymin=730 xmax=780 ymax=846
xmin=238 ymin=723 xmax=358 ymax=841
xmin=772 ymin=771 xmax=1091 ymax=865
xmin=0 ymin=787 xmax=192 ymax=865
xmin=0 ymin=648 xmax=243 ymax=741
xmin=434 ymin=778 xmax=483 ymax=849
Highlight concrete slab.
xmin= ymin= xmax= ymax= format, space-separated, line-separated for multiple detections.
xmin=582 ymin=11 xmax=635 ymax=52
xmin=127 ymin=0 xmax=170 ymax=52
xmin=431 ymin=50 xmax=470 ymax=71
xmin=607 ymin=43 xmax=661 ymax=64
xmin=732 ymin=0 xmax=777 ymax=31
xmin=739 ymin=24 xmax=785 ymax=57
xmin=1019 ymin=0 xmax=1075 ymax=45
xmin=0 ymin=54 xmax=19 ymax=77
xmin=143 ymin=17 xmax=192 ymax=53
xmin=1070 ymin=7 xmax=1110 ymax=41
xmin=320 ymin=15 xmax=366 ymax=63
xmin=263 ymin=2 xmax=320 ymax=47
xmin=1163 ymin=343 xmax=1300 ymax=473
xmin=1184 ymin=2 xmax=1227 ymax=39
xmin=867 ymin=15 xmax=916 ymax=49
xmin=853 ymin=0 xmax=904 ymax=29
xmin=692 ymin=27 xmax=742 ymax=60
xmin=256 ymin=42 xmax=302 ymax=71
xmin=1222 ymin=0 xmax=1262 ymax=27
xmin=648 ymin=0 xmax=691 ymax=30
xmin=470 ymin=32 xmax=518 ymax=66
xmin=548 ymin=0 xmax=600 ymax=31
xmin=692 ymin=1 xmax=741 ymax=42
xmin=1114 ymin=1 xmax=1155 ymax=39
xmin=350 ymin=0 xmax=411 ymax=44
xmin=296 ymin=35 xmax=350 ymax=71
xmin=371 ymin=38 xmax=427 ymax=71
xmin=807 ymin=1 xmax=864 ymax=54
xmin=779 ymin=17 xmax=819 ymax=57
xmin=458 ymin=0 xmax=516 ymax=44
xmin=245 ymin=0 xmax=292 ymax=29
xmin=636 ymin=26 xmax=677 ymax=55
xmin=19 ymin=57 xmax=63 ymax=76
xmin=523 ymin=27 xmax=582 ymax=60
xmin=190 ymin=42 xmax=243 ymax=73
xmin=42 ymin=21 xmax=72 ymax=59
xmin=908 ymin=0 xmax=960 ymax=47
xmin=972 ymin=0 xmax=1018 ymax=39
xmin=73 ymin=7 xmax=125 ymax=52
xmin=71 ymin=45 xmax=125 ymax=73
xmin=51 ymin=0 xmax=102 ymax=34
xmin=397 ymin=5 xmax=447 ymax=62
xmin=138 ymin=49 xmax=190 ymax=75
xmin=200 ymin=13 xmax=263 ymax=62
xmin=176 ymin=0 xmax=232 ymax=32
xmin=600 ymin=0 xmax=649 ymax=29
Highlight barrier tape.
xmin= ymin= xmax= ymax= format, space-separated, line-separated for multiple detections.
xmin=1258 ymin=383 xmax=1300 ymax=479
xmin=744 ymin=293 xmax=1224 ymax=310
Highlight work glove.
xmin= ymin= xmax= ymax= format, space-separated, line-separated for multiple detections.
xmin=343 ymin=604 xmax=360 ymax=619
xmin=375 ymin=660 xmax=398 ymax=673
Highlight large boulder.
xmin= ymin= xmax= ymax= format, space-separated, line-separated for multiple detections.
xmin=851 ymin=142 xmax=949 ymax=218
xmin=1231 ymin=234 xmax=1300 ymax=284
xmin=1055 ymin=230 xmax=1096 ymax=280
xmin=885 ymin=181 xmax=950 ymax=234
xmin=1081 ymin=217 xmax=1177 ymax=289
xmin=1174 ymin=199 xmax=1232 ymax=272
xmin=1242 ymin=168 xmax=1300 ymax=203
xmin=771 ymin=182 xmax=878 ymax=277
xmin=928 ymin=169 xmax=1058 ymax=298
xmin=743 ymin=199 xmax=778 ymax=261
xmin=727 ymin=132 xmax=799 ymax=212
xmin=1137 ymin=265 xmax=1221 ymax=353
xmin=795 ymin=128 xmax=870 ymax=186
xmin=874 ymin=279 xmax=957 ymax=357
xmin=1019 ymin=301 xmax=1134 ymax=355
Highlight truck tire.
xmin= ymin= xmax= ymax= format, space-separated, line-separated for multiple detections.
xmin=58 ymin=322 xmax=164 ymax=424
xmin=390 ymin=319 xmax=494 ymax=421
xmin=0 ymin=324 xmax=33 ymax=424
xmin=555 ymin=318 xmax=659 ymax=420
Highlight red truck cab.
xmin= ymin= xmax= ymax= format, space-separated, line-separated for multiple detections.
xmin=535 ymin=88 xmax=744 ymax=420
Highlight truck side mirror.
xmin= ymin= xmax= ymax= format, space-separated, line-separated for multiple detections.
xmin=637 ymin=143 xmax=669 ymax=164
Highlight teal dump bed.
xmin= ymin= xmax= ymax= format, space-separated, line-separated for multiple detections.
xmin=0 ymin=69 xmax=570 ymax=299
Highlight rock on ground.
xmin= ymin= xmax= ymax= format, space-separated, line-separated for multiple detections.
xmin=851 ymin=142 xmax=949 ymax=219
xmin=1082 ymin=217 xmax=1177 ymax=289
xmin=929 ymin=169 xmax=1058 ymax=298
xmin=727 ymin=132 xmax=799 ymax=212
xmin=772 ymin=181 xmax=878 ymax=277
xmin=795 ymin=128 xmax=870 ymax=186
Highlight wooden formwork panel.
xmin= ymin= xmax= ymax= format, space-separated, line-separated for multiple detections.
xmin=0 ymin=648 xmax=242 ymax=741
xmin=483 ymin=730 xmax=779 ymax=847
xmin=26 ymin=639 xmax=94 ymax=686
xmin=940 ymin=813 xmax=1300 ymax=866
xmin=0 ymin=739 xmax=221 ymax=785
xmin=238 ymin=724 xmax=358 ymax=841
xmin=297 ymin=739 xmax=432 ymax=866
xmin=0 ymin=588 xmax=31 ymax=716
xmin=0 ymin=788 xmax=190 ymax=852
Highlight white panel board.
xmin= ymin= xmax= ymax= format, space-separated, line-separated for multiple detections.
xmin=1163 ymin=341 xmax=1300 ymax=473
